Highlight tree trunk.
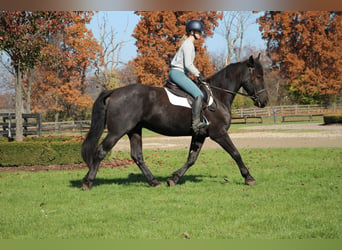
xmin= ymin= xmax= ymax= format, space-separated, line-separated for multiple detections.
xmin=54 ymin=96 xmax=59 ymax=129
xmin=24 ymin=68 xmax=34 ymax=113
xmin=15 ymin=65 xmax=23 ymax=142
xmin=238 ymin=32 xmax=244 ymax=61
xmin=26 ymin=80 xmax=31 ymax=113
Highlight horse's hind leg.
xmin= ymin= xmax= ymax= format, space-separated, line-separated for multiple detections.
xmin=128 ymin=128 xmax=161 ymax=187
xmin=167 ymin=135 xmax=206 ymax=186
xmin=83 ymin=132 xmax=120 ymax=190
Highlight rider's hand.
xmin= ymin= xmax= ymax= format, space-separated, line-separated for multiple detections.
xmin=198 ymin=73 xmax=205 ymax=83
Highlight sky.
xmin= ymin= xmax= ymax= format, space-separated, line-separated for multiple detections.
xmin=86 ymin=11 xmax=266 ymax=66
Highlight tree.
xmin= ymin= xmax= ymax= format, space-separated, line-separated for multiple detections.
xmin=258 ymin=11 xmax=342 ymax=104
xmin=133 ymin=11 xmax=223 ymax=86
xmin=219 ymin=11 xmax=253 ymax=66
xmin=117 ymin=60 xmax=138 ymax=86
xmin=0 ymin=11 xmax=78 ymax=140
xmin=94 ymin=13 xmax=128 ymax=89
xmin=30 ymin=13 xmax=102 ymax=121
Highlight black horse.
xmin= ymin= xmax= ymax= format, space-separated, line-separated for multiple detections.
xmin=81 ymin=55 xmax=268 ymax=189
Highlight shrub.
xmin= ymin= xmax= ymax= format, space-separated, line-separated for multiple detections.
xmin=323 ymin=114 xmax=342 ymax=125
xmin=0 ymin=140 xmax=83 ymax=167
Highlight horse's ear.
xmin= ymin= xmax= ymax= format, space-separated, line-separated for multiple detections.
xmin=247 ymin=55 xmax=255 ymax=67
xmin=257 ymin=53 xmax=261 ymax=60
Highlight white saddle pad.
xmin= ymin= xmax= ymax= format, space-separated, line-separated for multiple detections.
xmin=164 ymin=88 xmax=214 ymax=109
xmin=164 ymin=88 xmax=191 ymax=108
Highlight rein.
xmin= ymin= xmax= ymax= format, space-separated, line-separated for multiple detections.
xmin=209 ymin=84 xmax=267 ymax=98
xmin=209 ymin=85 xmax=250 ymax=97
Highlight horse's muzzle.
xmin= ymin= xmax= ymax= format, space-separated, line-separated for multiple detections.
xmin=253 ymin=90 xmax=268 ymax=108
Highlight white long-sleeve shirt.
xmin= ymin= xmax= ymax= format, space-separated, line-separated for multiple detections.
xmin=171 ymin=38 xmax=200 ymax=77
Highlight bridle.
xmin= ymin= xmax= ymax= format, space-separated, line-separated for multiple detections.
xmin=208 ymin=66 xmax=267 ymax=103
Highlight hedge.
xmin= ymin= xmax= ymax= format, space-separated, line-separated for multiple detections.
xmin=0 ymin=141 xmax=83 ymax=167
xmin=323 ymin=114 xmax=342 ymax=125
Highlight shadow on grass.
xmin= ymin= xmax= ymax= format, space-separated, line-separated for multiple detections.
xmin=69 ymin=173 xmax=205 ymax=189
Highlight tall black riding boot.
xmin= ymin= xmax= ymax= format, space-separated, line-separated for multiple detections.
xmin=192 ymin=96 xmax=207 ymax=134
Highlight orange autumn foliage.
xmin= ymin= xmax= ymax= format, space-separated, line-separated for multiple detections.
xmin=258 ymin=11 xmax=342 ymax=103
xmin=30 ymin=13 xmax=103 ymax=119
xmin=133 ymin=11 xmax=223 ymax=86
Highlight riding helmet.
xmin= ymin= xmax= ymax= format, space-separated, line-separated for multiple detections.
xmin=186 ymin=20 xmax=204 ymax=34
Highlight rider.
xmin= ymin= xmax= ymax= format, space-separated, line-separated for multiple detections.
xmin=169 ymin=20 xmax=207 ymax=134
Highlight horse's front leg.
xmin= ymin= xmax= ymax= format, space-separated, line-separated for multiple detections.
xmin=167 ymin=135 xmax=206 ymax=186
xmin=211 ymin=133 xmax=256 ymax=185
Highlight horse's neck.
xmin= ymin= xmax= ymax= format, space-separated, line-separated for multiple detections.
xmin=210 ymin=66 xmax=243 ymax=108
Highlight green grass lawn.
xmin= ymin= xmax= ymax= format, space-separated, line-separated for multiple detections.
xmin=0 ymin=147 xmax=341 ymax=239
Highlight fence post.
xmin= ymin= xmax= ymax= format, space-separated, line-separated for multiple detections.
xmin=273 ymin=107 xmax=277 ymax=123
xmin=8 ymin=114 xmax=13 ymax=139
xmin=37 ymin=113 xmax=42 ymax=136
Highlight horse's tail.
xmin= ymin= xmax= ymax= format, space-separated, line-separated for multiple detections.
xmin=82 ymin=90 xmax=113 ymax=167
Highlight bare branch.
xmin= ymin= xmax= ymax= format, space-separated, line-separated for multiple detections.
xmin=94 ymin=13 xmax=129 ymax=89
xmin=219 ymin=11 xmax=254 ymax=65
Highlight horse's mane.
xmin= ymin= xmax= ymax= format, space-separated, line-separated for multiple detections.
xmin=207 ymin=60 xmax=245 ymax=82
xmin=208 ymin=56 xmax=262 ymax=82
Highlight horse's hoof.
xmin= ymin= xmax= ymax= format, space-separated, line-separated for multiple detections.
xmin=82 ymin=183 xmax=90 ymax=190
xmin=149 ymin=180 xmax=161 ymax=188
xmin=82 ymin=180 xmax=93 ymax=190
xmin=167 ymin=178 xmax=176 ymax=187
xmin=245 ymin=179 xmax=256 ymax=186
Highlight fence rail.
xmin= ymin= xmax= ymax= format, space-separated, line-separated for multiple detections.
xmin=41 ymin=120 xmax=91 ymax=135
xmin=0 ymin=113 xmax=42 ymax=137
xmin=232 ymin=104 xmax=341 ymax=118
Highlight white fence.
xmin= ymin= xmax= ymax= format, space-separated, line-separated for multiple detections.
xmin=232 ymin=104 xmax=341 ymax=118
xmin=41 ymin=120 xmax=90 ymax=135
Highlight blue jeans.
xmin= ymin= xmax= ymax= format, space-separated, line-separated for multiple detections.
xmin=169 ymin=69 xmax=203 ymax=98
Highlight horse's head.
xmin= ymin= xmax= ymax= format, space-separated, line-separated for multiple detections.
xmin=241 ymin=55 xmax=269 ymax=108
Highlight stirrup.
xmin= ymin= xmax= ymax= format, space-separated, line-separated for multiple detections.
xmin=202 ymin=116 xmax=210 ymax=127
xmin=192 ymin=116 xmax=210 ymax=133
